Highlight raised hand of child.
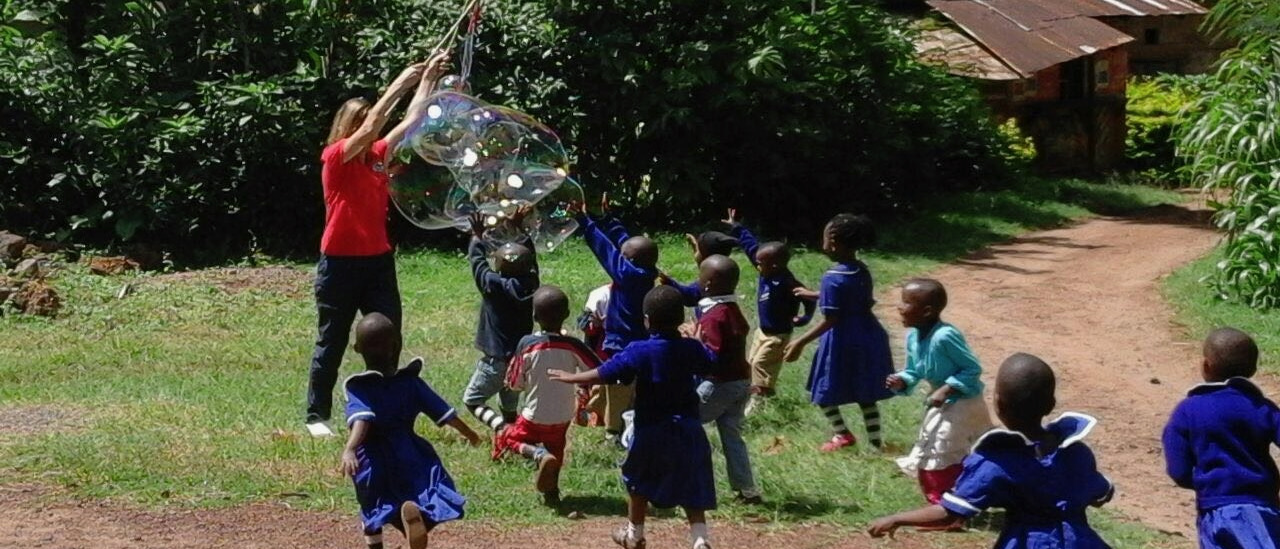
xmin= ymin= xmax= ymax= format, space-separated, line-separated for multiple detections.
xmin=599 ymin=192 xmax=610 ymax=215
xmin=885 ymin=374 xmax=907 ymax=392
xmin=467 ymin=212 xmax=486 ymax=238
xmin=793 ymin=287 xmax=819 ymax=301
xmin=684 ymin=233 xmax=698 ymax=251
xmin=867 ymin=517 xmax=899 ymax=538
xmin=722 ymin=208 xmax=740 ymax=226
xmin=509 ymin=204 xmax=534 ymax=227
xmin=340 ymin=448 xmax=359 ymax=477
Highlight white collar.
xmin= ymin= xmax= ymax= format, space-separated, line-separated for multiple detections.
xmin=342 ymin=357 xmax=425 ymax=389
xmin=970 ymin=411 xmax=1098 ymax=453
xmin=1186 ymin=376 xmax=1262 ymax=396
xmin=697 ymin=294 xmax=739 ymax=313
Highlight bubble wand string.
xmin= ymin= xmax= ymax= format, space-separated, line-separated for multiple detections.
xmin=430 ymin=0 xmax=482 ymax=59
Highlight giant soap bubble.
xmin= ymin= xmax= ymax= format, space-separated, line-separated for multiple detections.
xmin=387 ymin=85 xmax=581 ymax=252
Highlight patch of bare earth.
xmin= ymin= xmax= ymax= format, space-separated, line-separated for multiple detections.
xmin=874 ymin=201 xmax=1223 ymax=545
xmin=0 ymin=484 xmax=962 ymax=549
xmin=151 ymin=266 xmax=311 ymax=299
xmin=0 ymin=405 xmax=86 ymax=440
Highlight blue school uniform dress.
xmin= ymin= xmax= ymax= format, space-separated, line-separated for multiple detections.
xmin=579 ymin=215 xmax=658 ymax=353
xmin=596 ymin=332 xmax=717 ymax=510
xmin=1163 ymin=377 xmax=1280 ymax=549
xmin=941 ymin=413 xmax=1115 ymax=549
xmin=344 ymin=359 xmax=466 ymax=535
xmin=807 ymin=260 xmax=894 ymax=406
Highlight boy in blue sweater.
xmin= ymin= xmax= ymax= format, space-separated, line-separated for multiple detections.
xmin=574 ymin=200 xmax=660 ymax=441
xmin=1163 ymin=327 xmax=1280 ymax=548
xmin=462 ymin=212 xmax=540 ymax=434
xmin=721 ymin=209 xmax=814 ymax=412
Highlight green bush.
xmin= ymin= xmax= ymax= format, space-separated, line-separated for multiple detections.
xmin=1125 ymin=75 xmax=1203 ymax=180
xmin=1175 ymin=0 xmax=1280 ymax=309
xmin=0 ymin=0 xmax=1013 ymax=261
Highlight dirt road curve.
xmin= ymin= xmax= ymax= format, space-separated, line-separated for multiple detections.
xmin=1 ymin=202 xmax=1228 ymax=548
xmin=897 ymin=202 xmax=1223 ymax=541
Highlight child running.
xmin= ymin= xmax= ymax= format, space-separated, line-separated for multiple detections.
xmin=720 ymin=209 xmax=814 ymax=413
xmin=498 ymin=285 xmax=602 ymax=506
xmin=341 ymin=313 xmax=482 ymax=549
xmin=886 ymin=278 xmax=992 ymax=504
xmin=574 ymin=198 xmax=660 ymax=444
xmin=1163 ymin=327 xmax=1280 ymax=548
xmin=869 ymin=353 xmax=1115 ymax=548
xmin=783 ymin=213 xmax=894 ymax=451
xmin=692 ymin=254 xmax=763 ymax=504
xmin=462 ymin=212 xmax=540 ymax=434
xmin=550 ymin=285 xmax=717 ymax=549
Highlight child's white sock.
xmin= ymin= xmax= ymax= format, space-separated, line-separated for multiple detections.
xmin=627 ymin=522 xmax=645 ymax=540
xmin=690 ymin=522 xmax=709 ymax=546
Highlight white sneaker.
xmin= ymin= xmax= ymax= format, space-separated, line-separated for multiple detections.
xmin=692 ymin=538 xmax=712 ymax=549
xmin=305 ymin=421 xmax=335 ymax=438
xmin=744 ymin=395 xmax=764 ymax=416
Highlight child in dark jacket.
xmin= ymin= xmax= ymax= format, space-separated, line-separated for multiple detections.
xmin=1163 ymin=327 xmax=1280 ymax=549
xmin=462 ymin=213 xmax=539 ymax=433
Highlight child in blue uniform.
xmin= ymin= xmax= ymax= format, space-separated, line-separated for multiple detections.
xmin=575 ymin=200 xmax=660 ymax=442
xmin=886 ymin=278 xmax=992 ymax=504
xmin=869 ymin=353 xmax=1115 ymax=548
xmin=551 ymin=285 xmax=717 ymax=549
xmin=783 ymin=213 xmax=894 ymax=451
xmin=462 ymin=213 xmax=539 ymax=434
xmin=721 ymin=209 xmax=814 ymax=411
xmin=340 ymin=313 xmax=482 ymax=549
xmin=1163 ymin=327 xmax=1280 ymax=549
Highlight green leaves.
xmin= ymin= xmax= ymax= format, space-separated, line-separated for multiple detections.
xmin=1176 ymin=0 xmax=1280 ymax=309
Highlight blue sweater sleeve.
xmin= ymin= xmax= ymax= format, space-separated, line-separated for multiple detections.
xmin=469 ymin=238 xmax=501 ymax=294
xmin=896 ymin=331 xmax=923 ymax=395
xmin=581 ymin=215 xmax=628 ymax=283
xmin=1162 ymin=404 xmax=1195 ymax=489
xmin=599 ymin=216 xmax=632 ymax=247
xmin=660 ymin=276 xmax=701 ymax=306
xmin=938 ymin=328 xmax=984 ymax=398
xmin=728 ymin=224 xmax=760 ymax=266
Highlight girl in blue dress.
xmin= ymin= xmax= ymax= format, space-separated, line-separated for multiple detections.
xmin=551 ymin=285 xmax=717 ymax=549
xmin=869 ymin=353 xmax=1115 ymax=549
xmin=783 ymin=213 xmax=894 ymax=451
xmin=340 ymin=313 xmax=482 ymax=549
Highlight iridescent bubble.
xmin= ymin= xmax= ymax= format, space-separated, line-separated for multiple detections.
xmin=525 ymin=177 xmax=583 ymax=251
xmin=387 ymin=145 xmax=460 ymax=230
xmin=405 ymin=91 xmax=486 ymax=166
xmin=437 ymin=74 xmax=470 ymax=93
xmin=467 ymin=159 xmax=566 ymax=209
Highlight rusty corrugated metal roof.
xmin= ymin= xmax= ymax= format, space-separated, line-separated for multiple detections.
xmin=915 ymin=26 xmax=1023 ymax=80
xmin=928 ymin=0 xmax=1135 ymax=77
xmin=1051 ymin=0 xmax=1207 ymax=17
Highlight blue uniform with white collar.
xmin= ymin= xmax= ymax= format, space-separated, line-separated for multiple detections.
xmin=344 ymin=359 xmax=465 ymax=534
xmin=579 ymin=215 xmax=658 ymax=353
xmin=1163 ymin=377 xmax=1280 ymax=549
xmin=941 ymin=413 xmax=1114 ymax=549
xmin=807 ymin=260 xmax=894 ymax=406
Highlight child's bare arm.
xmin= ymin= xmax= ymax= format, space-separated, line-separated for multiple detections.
xmin=783 ymin=314 xmax=837 ymax=362
xmin=445 ymin=416 xmax=483 ymax=446
xmin=340 ymin=420 xmax=372 ymax=477
xmin=549 ymin=368 xmax=604 ymax=385
xmin=867 ymin=505 xmax=955 ymax=537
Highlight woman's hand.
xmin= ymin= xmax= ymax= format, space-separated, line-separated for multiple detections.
xmin=424 ymin=50 xmax=451 ymax=78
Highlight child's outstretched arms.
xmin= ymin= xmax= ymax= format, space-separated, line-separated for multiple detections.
xmin=867 ymin=505 xmax=955 ymax=538
xmin=722 ymin=208 xmax=760 ymax=265
xmin=340 ymin=420 xmax=372 ymax=477
xmin=548 ymin=368 xmax=604 ymax=385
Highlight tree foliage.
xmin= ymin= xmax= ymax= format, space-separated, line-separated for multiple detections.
xmin=1 ymin=0 xmax=1012 ymax=261
xmin=1176 ymin=0 xmax=1280 ymax=308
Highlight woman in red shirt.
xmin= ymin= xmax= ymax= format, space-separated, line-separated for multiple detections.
xmin=306 ymin=52 xmax=449 ymax=436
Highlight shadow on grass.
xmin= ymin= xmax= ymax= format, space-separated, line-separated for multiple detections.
xmin=557 ymin=494 xmax=628 ymax=518
xmin=767 ymin=495 xmax=864 ymax=521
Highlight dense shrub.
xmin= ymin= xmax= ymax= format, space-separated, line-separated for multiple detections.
xmin=1176 ymin=0 xmax=1280 ymax=309
xmin=1 ymin=0 xmax=1012 ymax=261
xmin=1125 ymin=75 xmax=1203 ymax=181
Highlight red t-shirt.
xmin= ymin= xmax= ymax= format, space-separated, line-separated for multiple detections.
xmin=319 ymin=138 xmax=393 ymax=256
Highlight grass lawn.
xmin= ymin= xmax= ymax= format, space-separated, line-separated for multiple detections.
xmin=0 ymin=178 xmax=1181 ymax=545
xmin=1164 ymin=248 xmax=1280 ymax=375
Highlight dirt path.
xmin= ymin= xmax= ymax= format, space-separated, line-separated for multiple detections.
xmin=885 ymin=201 xmax=1224 ymax=541
xmin=1 ymin=202 xmax=1226 ymax=547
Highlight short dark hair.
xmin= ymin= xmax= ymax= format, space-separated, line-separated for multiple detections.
xmin=996 ymin=353 xmax=1056 ymax=419
xmin=904 ymin=278 xmax=948 ymax=311
xmin=643 ymin=285 xmax=685 ymax=329
xmin=1204 ymin=327 xmax=1259 ymax=379
xmin=533 ymin=285 xmax=570 ymax=326
xmin=825 ymin=213 xmax=876 ymax=250
xmin=696 ymin=231 xmax=739 ymax=258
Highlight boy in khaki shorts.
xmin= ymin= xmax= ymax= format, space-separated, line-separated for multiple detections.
xmin=722 ymin=210 xmax=815 ymax=414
